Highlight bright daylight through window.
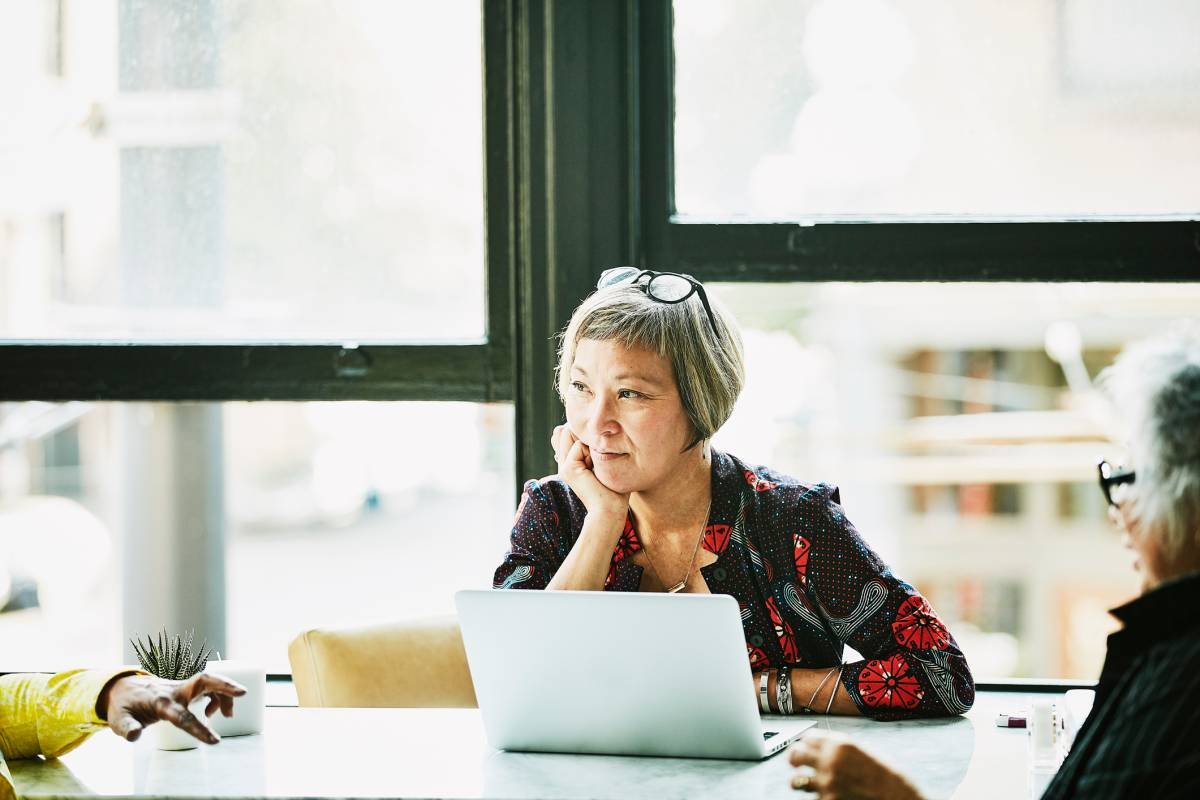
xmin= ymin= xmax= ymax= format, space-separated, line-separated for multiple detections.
xmin=675 ymin=0 xmax=1200 ymax=218
xmin=1 ymin=0 xmax=484 ymax=341
xmin=0 ymin=0 xmax=492 ymax=674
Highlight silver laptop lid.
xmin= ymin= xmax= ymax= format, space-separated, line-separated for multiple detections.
xmin=455 ymin=589 xmax=772 ymax=760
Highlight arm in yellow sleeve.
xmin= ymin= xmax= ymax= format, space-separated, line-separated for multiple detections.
xmin=0 ymin=669 xmax=141 ymax=800
xmin=0 ymin=669 xmax=143 ymax=759
xmin=0 ymin=669 xmax=144 ymax=800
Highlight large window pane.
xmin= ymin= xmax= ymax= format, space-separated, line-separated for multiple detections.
xmin=0 ymin=401 xmax=513 ymax=673
xmin=709 ymin=282 xmax=1200 ymax=679
xmin=674 ymin=0 xmax=1200 ymax=218
xmin=0 ymin=0 xmax=484 ymax=341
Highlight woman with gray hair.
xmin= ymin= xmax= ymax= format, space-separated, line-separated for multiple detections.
xmin=788 ymin=325 xmax=1200 ymax=798
xmin=494 ymin=268 xmax=974 ymax=721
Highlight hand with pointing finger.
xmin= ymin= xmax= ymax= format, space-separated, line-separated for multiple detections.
xmin=98 ymin=672 xmax=247 ymax=744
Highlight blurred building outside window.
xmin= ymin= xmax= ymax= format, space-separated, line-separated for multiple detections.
xmin=0 ymin=401 xmax=515 ymax=673
xmin=710 ymin=282 xmax=1200 ymax=680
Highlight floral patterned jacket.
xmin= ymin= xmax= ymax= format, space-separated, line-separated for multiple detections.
xmin=493 ymin=449 xmax=975 ymax=720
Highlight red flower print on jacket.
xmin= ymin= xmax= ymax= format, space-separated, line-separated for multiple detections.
xmin=744 ymin=470 xmax=779 ymax=492
xmin=892 ymin=595 xmax=952 ymax=651
xmin=747 ymin=645 xmax=769 ymax=669
xmin=793 ymin=534 xmax=811 ymax=584
xmin=703 ymin=524 xmax=732 ymax=554
xmin=612 ymin=518 xmax=641 ymax=561
xmin=858 ymin=653 xmax=923 ymax=709
xmin=764 ymin=596 xmax=799 ymax=663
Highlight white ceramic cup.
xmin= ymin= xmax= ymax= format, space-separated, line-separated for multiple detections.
xmin=204 ymin=660 xmax=266 ymax=737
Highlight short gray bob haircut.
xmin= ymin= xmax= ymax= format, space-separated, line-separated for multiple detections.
xmin=1100 ymin=324 xmax=1200 ymax=562
xmin=556 ymin=276 xmax=746 ymax=451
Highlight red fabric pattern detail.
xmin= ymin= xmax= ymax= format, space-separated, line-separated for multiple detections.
xmin=793 ymin=534 xmax=811 ymax=584
xmin=612 ymin=517 xmax=641 ymax=562
xmin=747 ymin=645 xmax=768 ymax=669
xmin=858 ymin=653 xmax=924 ymax=709
xmin=744 ymin=469 xmax=779 ymax=492
xmin=892 ymin=595 xmax=952 ymax=651
xmin=604 ymin=563 xmax=616 ymax=589
xmin=702 ymin=524 xmax=732 ymax=554
xmin=764 ymin=596 xmax=799 ymax=663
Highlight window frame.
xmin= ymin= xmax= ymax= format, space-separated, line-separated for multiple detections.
xmin=0 ymin=1 xmax=515 ymax=405
xmin=639 ymin=0 xmax=1200 ymax=283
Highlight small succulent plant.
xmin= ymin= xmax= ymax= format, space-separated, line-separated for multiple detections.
xmin=130 ymin=628 xmax=212 ymax=680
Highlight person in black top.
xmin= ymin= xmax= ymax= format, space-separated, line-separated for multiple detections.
xmin=787 ymin=325 xmax=1200 ymax=799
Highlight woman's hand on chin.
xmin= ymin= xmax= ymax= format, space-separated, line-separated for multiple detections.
xmin=552 ymin=424 xmax=629 ymax=519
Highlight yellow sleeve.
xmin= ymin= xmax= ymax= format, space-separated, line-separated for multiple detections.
xmin=0 ymin=669 xmax=144 ymax=800
xmin=0 ymin=669 xmax=142 ymax=760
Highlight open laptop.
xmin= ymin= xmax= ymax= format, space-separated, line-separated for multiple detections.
xmin=455 ymin=589 xmax=814 ymax=760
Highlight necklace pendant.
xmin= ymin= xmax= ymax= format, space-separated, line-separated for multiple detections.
xmin=666 ymin=580 xmax=687 ymax=594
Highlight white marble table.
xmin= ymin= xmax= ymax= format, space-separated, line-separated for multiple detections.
xmin=11 ymin=691 xmax=1049 ymax=800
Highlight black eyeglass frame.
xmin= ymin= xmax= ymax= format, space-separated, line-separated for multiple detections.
xmin=1097 ymin=459 xmax=1136 ymax=508
xmin=596 ymin=268 xmax=721 ymax=340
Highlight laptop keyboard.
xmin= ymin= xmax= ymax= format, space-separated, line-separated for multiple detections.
xmin=763 ymin=731 xmax=778 ymax=740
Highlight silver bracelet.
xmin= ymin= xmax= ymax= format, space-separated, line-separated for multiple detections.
xmin=776 ymin=665 xmax=793 ymax=715
xmin=824 ymin=666 xmax=844 ymax=715
xmin=802 ymin=666 xmax=835 ymax=713
xmin=758 ymin=669 xmax=771 ymax=713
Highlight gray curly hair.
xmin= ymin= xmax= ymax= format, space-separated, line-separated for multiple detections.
xmin=1100 ymin=324 xmax=1200 ymax=563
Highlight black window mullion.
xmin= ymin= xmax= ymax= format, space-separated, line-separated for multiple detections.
xmin=508 ymin=0 xmax=641 ymax=495
xmin=663 ymin=219 xmax=1200 ymax=282
xmin=0 ymin=343 xmax=496 ymax=402
xmin=483 ymin=0 xmax=516 ymax=400
xmin=637 ymin=0 xmax=673 ymax=267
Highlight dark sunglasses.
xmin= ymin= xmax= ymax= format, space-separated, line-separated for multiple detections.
xmin=596 ymin=267 xmax=720 ymax=339
xmin=1097 ymin=459 xmax=1136 ymax=508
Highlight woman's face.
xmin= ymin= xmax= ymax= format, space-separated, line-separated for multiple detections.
xmin=564 ymin=338 xmax=696 ymax=495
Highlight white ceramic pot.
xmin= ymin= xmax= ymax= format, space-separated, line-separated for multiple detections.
xmin=151 ymin=697 xmax=209 ymax=751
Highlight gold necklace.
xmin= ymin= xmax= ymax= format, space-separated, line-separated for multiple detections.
xmin=641 ymin=500 xmax=711 ymax=594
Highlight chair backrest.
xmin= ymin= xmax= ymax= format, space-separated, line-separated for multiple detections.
xmin=287 ymin=616 xmax=477 ymax=708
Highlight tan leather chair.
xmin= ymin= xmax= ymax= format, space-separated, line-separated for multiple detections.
xmin=288 ymin=616 xmax=477 ymax=708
